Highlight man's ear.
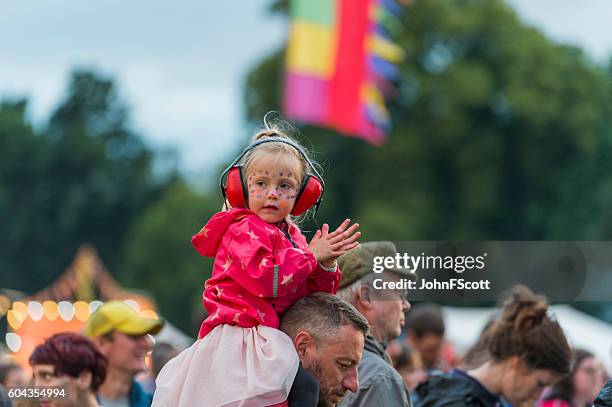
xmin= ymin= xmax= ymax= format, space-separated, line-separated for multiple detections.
xmin=293 ymin=331 xmax=313 ymax=359
xmin=76 ymin=371 xmax=92 ymax=391
xmin=357 ymin=286 xmax=374 ymax=310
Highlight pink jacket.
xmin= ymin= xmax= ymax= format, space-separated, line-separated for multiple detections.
xmin=192 ymin=208 xmax=341 ymax=338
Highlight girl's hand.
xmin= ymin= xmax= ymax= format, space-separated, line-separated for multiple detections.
xmin=308 ymin=219 xmax=361 ymax=267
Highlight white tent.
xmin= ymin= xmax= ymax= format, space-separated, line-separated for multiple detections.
xmin=155 ymin=318 xmax=193 ymax=351
xmin=442 ymin=305 xmax=612 ymax=371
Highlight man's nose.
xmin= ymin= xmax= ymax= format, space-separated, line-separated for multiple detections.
xmin=403 ymin=299 xmax=411 ymax=312
xmin=343 ymin=367 xmax=359 ymax=393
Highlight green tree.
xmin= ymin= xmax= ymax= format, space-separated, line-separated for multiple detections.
xmin=119 ymin=181 xmax=220 ymax=334
xmin=0 ymin=99 xmax=48 ymax=288
xmin=0 ymin=70 xmax=176 ymax=291
xmin=245 ymin=0 xmax=612 ymax=241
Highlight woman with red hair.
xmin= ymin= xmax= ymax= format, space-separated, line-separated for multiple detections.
xmin=29 ymin=332 xmax=107 ymax=407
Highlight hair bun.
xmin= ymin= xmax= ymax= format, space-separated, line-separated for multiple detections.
xmin=504 ymin=285 xmax=547 ymax=332
xmin=486 ymin=285 xmax=571 ymax=375
xmin=252 ymin=130 xmax=280 ymax=142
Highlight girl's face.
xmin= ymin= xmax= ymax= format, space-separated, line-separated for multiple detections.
xmin=246 ymin=158 xmax=300 ymax=224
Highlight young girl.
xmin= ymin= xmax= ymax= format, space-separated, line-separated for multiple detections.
xmin=153 ymin=126 xmax=360 ymax=407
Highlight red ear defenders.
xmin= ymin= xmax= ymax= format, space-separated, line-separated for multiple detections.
xmin=220 ymin=137 xmax=324 ymax=216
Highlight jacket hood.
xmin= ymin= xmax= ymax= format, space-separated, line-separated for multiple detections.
xmin=191 ymin=208 xmax=253 ymax=257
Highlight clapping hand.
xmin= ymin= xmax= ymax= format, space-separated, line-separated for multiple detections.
xmin=308 ymin=219 xmax=361 ymax=268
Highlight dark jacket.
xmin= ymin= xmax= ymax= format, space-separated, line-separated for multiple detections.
xmin=414 ymin=369 xmax=501 ymax=407
xmin=289 ymin=364 xmax=319 ymax=407
xmin=595 ymin=380 xmax=612 ymax=407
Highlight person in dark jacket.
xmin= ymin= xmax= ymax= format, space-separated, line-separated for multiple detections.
xmin=414 ymin=285 xmax=572 ymax=407
xmin=280 ymin=293 xmax=370 ymax=407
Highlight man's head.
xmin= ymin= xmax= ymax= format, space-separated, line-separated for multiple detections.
xmin=84 ymin=301 xmax=164 ymax=376
xmin=280 ymin=293 xmax=369 ymax=407
xmin=30 ymin=332 xmax=107 ymax=406
xmin=405 ymin=303 xmax=445 ymax=370
xmin=337 ymin=242 xmax=412 ymax=343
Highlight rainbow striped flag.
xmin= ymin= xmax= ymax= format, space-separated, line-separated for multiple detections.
xmin=283 ymin=0 xmax=405 ymax=144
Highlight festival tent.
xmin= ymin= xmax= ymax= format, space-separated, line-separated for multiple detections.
xmin=442 ymin=305 xmax=612 ymax=371
xmin=1 ymin=245 xmax=191 ymax=370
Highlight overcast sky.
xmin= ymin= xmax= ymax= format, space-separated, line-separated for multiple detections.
xmin=2 ymin=0 xmax=611 ymax=185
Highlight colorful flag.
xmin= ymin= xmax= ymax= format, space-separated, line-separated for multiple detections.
xmin=283 ymin=0 xmax=405 ymax=144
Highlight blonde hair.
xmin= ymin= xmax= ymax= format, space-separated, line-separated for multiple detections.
xmin=225 ymin=116 xmax=321 ymax=221
xmin=242 ymin=129 xmax=307 ymax=188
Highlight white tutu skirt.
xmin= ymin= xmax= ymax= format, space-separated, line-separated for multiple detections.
xmin=152 ymin=325 xmax=299 ymax=407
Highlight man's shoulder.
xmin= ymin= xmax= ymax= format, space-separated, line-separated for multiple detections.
xmin=338 ymin=349 xmax=410 ymax=407
xmin=359 ymin=348 xmax=404 ymax=385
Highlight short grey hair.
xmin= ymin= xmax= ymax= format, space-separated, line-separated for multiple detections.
xmin=280 ymin=293 xmax=369 ymax=343
xmin=337 ymin=272 xmax=396 ymax=305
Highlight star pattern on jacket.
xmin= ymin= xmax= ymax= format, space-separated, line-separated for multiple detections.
xmin=198 ymin=226 xmax=209 ymax=237
xmin=222 ymin=257 xmax=233 ymax=272
xmin=281 ymin=273 xmax=294 ymax=285
xmin=194 ymin=209 xmax=342 ymax=339
xmin=257 ymin=309 xmax=266 ymax=321
xmin=247 ymin=229 xmax=259 ymax=240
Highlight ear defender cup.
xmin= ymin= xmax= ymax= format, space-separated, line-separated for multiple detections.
xmin=225 ymin=166 xmax=247 ymax=209
xmin=290 ymin=174 xmax=323 ymax=216
xmin=219 ymin=137 xmax=325 ymax=216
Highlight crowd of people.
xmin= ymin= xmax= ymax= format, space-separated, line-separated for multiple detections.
xmin=1 ymin=123 xmax=612 ymax=407
xmin=0 ymin=242 xmax=610 ymax=407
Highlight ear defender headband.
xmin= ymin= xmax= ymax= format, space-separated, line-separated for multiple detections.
xmin=219 ymin=136 xmax=325 ymax=216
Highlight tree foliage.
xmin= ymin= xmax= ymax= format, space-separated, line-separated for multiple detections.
xmin=244 ymin=0 xmax=612 ymax=241
xmin=119 ymin=181 xmax=220 ymax=335
xmin=0 ymin=70 xmax=175 ymax=291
